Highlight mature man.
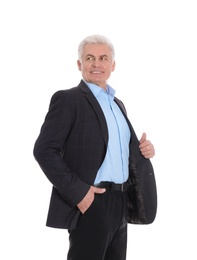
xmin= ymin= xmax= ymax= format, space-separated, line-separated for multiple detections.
xmin=33 ymin=34 xmax=157 ymax=260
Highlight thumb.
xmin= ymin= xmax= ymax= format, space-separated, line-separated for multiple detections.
xmin=139 ymin=132 xmax=146 ymax=144
xmin=93 ymin=187 xmax=106 ymax=194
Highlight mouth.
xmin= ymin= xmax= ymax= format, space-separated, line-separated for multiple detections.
xmin=91 ymin=71 xmax=103 ymax=74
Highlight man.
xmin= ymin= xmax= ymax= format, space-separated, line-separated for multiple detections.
xmin=33 ymin=34 xmax=157 ymax=260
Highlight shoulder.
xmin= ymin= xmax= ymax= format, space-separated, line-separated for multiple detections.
xmin=49 ymin=86 xmax=82 ymax=105
xmin=50 ymin=80 xmax=89 ymax=102
xmin=52 ymin=86 xmax=79 ymax=99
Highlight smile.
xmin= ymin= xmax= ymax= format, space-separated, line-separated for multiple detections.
xmin=91 ymin=71 xmax=103 ymax=74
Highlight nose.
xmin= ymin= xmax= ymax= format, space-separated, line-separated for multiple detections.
xmin=92 ymin=59 xmax=101 ymax=67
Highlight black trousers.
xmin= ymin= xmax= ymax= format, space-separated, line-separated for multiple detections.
xmin=67 ymin=189 xmax=128 ymax=260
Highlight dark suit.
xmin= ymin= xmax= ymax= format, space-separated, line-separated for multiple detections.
xmin=33 ymin=80 xmax=157 ymax=230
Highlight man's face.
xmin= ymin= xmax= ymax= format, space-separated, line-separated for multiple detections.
xmin=77 ymin=43 xmax=115 ymax=89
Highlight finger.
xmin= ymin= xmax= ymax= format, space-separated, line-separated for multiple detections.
xmin=141 ymin=146 xmax=155 ymax=158
xmin=142 ymin=151 xmax=155 ymax=159
xmin=139 ymin=140 xmax=150 ymax=149
xmin=93 ymin=187 xmax=106 ymax=194
xmin=139 ymin=132 xmax=146 ymax=144
xmin=140 ymin=142 xmax=152 ymax=151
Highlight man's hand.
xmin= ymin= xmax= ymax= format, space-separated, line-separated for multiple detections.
xmin=77 ymin=186 xmax=106 ymax=214
xmin=139 ymin=132 xmax=155 ymax=159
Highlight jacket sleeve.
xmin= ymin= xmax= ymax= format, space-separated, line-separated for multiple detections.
xmin=33 ymin=90 xmax=90 ymax=207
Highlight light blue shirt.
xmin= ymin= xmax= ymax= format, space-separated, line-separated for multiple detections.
xmin=84 ymin=80 xmax=131 ymax=184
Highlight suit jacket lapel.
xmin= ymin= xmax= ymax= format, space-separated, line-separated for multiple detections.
xmin=78 ymin=81 xmax=108 ymax=146
xmin=114 ymin=97 xmax=136 ymax=144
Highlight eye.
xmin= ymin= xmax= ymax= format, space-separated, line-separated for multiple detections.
xmin=86 ymin=56 xmax=94 ymax=61
xmin=100 ymin=56 xmax=108 ymax=61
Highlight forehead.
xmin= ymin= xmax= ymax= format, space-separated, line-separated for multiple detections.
xmin=82 ymin=43 xmax=112 ymax=57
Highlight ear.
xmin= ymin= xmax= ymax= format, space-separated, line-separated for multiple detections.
xmin=112 ymin=60 xmax=116 ymax=72
xmin=77 ymin=60 xmax=81 ymax=71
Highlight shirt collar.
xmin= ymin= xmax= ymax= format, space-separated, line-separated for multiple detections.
xmin=83 ymin=79 xmax=116 ymax=98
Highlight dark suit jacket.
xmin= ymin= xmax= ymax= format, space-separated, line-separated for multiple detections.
xmin=33 ymin=80 xmax=157 ymax=229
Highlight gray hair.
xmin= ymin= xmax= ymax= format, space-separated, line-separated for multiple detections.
xmin=78 ymin=34 xmax=115 ymax=61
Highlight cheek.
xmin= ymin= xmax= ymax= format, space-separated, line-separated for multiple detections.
xmin=80 ymin=64 xmax=88 ymax=72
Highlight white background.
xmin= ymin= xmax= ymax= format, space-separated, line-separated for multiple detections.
xmin=0 ymin=0 xmax=197 ymax=259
